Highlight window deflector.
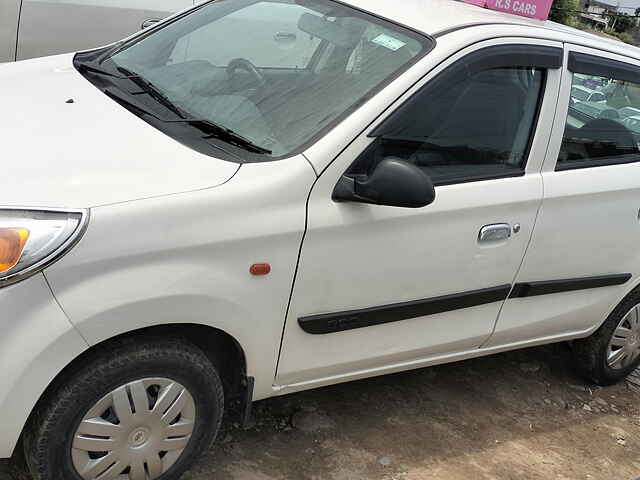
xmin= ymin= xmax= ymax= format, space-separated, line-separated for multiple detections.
xmin=370 ymin=45 xmax=562 ymax=138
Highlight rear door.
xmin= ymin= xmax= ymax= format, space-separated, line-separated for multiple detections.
xmin=488 ymin=45 xmax=640 ymax=347
xmin=16 ymin=0 xmax=193 ymax=60
xmin=0 ymin=0 xmax=20 ymax=61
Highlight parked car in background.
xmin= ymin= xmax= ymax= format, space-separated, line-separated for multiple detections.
xmin=571 ymin=85 xmax=606 ymax=104
xmin=622 ymin=115 xmax=640 ymax=132
xmin=570 ymin=101 xmax=619 ymax=124
xmin=4 ymin=1 xmax=640 ymax=479
xmin=621 ymin=115 xmax=640 ymax=150
xmin=618 ymin=106 xmax=640 ymax=119
xmin=0 ymin=0 xmax=193 ymax=61
xmin=574 ymin=72 xmax=608 ymax=90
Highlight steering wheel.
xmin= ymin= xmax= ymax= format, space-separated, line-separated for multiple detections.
xmin=226 ymin=58 xmax=266 ymax=92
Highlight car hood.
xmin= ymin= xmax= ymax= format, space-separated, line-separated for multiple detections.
xmin=0 ymin=54 xmax=240 ymax=209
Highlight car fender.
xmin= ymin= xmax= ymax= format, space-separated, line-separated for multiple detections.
xmin=45 ymin=157 xmax=316 ymax=401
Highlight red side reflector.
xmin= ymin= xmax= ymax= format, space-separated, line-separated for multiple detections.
xmin=250 ymin=263 xmax=271 ymax=276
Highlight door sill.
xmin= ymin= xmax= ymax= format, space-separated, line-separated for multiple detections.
xmin=273 ymin=327 xmax=594 ymax=395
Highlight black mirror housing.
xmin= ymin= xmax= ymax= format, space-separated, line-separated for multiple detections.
xmin=333 ymin=158 xmax=435 ymax=208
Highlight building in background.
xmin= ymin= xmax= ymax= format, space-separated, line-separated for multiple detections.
xmin=579 ymin=0 xmax=615 ymax=30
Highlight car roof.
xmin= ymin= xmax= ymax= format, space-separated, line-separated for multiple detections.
xmin=345 ymin=0 xmax=640 ymax=57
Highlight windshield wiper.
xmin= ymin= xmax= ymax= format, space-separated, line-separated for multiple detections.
xmin=103 ymin=88 xmax=157 ymax=118
xmin=171 ymin=119 xmax=273 ymax=155
xmin=77 ymin=64 xmax=123 ymax=78
xmin=108 ymin=67 xmax=271 ymax=154
xmin=117 ymin=67 xmax=187 ymax=120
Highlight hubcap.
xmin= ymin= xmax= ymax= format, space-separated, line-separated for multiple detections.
xmin=71 ymin=378 xmax=196 ymax=480
xmin=607 ymin=304 xmax=640 ymax=370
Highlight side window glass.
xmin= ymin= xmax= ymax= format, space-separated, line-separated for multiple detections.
xmin=558 ymin=56 xmax=640 ymax=170
xmin=349 ymin=66 xmax=545 ymax=186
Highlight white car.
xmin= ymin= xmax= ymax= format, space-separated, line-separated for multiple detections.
xmin=570 ymin=84 xmax=606 ymax=103
xmin=619 ymin=105 xmax=640 ymax=119
xmin=3 ymin=1 xmax=640 ymax=479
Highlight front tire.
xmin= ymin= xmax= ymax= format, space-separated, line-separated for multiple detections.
xmin=23 ymin=338 xmax=224 ymax=480
xmin=573 ymin=289 xmax=640 ymax=385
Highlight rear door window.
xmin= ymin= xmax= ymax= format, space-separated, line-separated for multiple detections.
xmin=558 ymin=52 xmax=640 ymax=170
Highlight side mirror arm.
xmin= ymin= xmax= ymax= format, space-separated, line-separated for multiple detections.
xmin=332 ymin=158 xmax=435 ymax=209
xmin=332 ymin=175 xmax=357 ymax=203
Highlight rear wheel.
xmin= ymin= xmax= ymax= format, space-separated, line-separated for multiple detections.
xmin=573 ymin=291 xmax=640 ymax=385
xmin=23 ymin=338 xmax=224 ymax=480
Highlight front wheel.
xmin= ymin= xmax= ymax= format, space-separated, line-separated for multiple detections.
xmin=573 ymin=290 xmax=640 ymax=385
xmin=23 ymin=338 xmax=224 ymax=480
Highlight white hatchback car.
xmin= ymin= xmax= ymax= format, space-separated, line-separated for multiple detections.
xmin=3 ymin=1 xmax=640 ymax=479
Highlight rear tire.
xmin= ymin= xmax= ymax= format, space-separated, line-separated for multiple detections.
xmin=23 ymin=337 xmax=224 ymax=480
xmin=573 ymin=289 xmax=640 ymax=385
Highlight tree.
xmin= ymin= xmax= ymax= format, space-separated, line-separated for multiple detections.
xmin=549 ymin=0 xmax=579 ymax=25
xmin=613 ymin=12 xmax=635 ymax=33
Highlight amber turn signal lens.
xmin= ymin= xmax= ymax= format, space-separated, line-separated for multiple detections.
xmin=250 ymin=263 xmax=271 ymax=276
xmin=0 ymin=228 xmax=29 ymax=273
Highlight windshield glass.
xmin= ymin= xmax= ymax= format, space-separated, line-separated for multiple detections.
xmin=89 ymin=0 xmax=430 ymax=160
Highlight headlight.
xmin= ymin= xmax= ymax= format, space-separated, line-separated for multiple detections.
xmin=0 ymin=208 xmax=88 ymax=287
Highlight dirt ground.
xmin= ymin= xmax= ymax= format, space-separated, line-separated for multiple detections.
xmin=3 ymin=344 xmax=640 ymax=480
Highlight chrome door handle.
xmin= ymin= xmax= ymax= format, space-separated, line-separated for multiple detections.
xmin=479 ymin=223 xmax=512 ymax=243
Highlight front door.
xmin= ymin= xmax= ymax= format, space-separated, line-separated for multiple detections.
xmin=276 ymin=38 xmax=563 ymax=388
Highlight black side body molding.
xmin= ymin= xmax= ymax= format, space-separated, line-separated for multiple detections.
xmin=510 ymin=274 xmax=632 ymax=298
xmin=298 ymin=285 xmax=511 ymax=335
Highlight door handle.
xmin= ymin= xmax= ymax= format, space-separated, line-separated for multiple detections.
xmin=478 ymin=223 xmax=512 ymax=243
xmin=141 ymin=18 xmax=162 ymax=29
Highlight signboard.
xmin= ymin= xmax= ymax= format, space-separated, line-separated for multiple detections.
xmin=464 ymin=0 xmax=553 ymax=20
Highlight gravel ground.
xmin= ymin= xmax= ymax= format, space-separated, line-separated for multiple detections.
xmin=3 ymin=343 xmax=640 ymax=479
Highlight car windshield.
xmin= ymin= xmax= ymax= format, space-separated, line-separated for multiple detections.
xmin=84 ymin=0 xmax=430 ymax=161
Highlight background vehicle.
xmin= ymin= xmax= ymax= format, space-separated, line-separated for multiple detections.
xmin=574 ymin=72 xmax=608 ymax=90
xmin=622 ymin=115 xmax=640 ymax=132
xmin=618 ymin=106 xmax=640 ymax=119
xmin=571 ymin=101 xmax=620 ymax=123
xmin=571 ymin=84 xmax=606 ymax=103
xmin=621 ymin=115 xmax=640 ymax=149
xmin=3 ymin=1 xmax=640 ymax=479
xmin=0 ymin=0 xmax=194 ymax=61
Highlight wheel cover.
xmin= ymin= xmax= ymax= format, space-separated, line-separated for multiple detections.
xmin=607 ymin=304 xmax=640 ymax=370
xmin=71 ymin=378 xmax=196 ymax=480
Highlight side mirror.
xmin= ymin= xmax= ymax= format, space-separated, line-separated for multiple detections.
xmin=333 ymin=158 xmax=435 ymax=208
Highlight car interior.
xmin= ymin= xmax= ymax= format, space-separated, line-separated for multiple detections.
xmin=558 ymin=119 xmax=639 ymax=166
